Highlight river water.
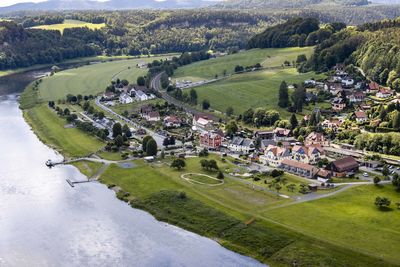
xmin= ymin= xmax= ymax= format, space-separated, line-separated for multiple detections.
xmin=0 ymin=95 xmax=263 ymax=266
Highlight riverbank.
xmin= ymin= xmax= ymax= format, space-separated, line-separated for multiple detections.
xmin=18 ymin=62 xmax=399 ymax=266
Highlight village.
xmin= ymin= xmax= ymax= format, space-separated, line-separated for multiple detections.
xmin=45 ymin=61 xmax=398 ymax=195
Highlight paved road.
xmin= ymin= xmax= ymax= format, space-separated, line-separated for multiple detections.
xmin=95 ymin=97 xmax=178 ymax=147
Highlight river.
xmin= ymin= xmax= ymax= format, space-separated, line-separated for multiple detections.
xmin=0 ymin=95 xmax=264 ymax=266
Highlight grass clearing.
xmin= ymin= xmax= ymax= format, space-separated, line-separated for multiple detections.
xmin=99 ymin=156 xmax=392 ymax=266
xmin=173 ymin=47 xmax=315 ymax=82
xmin=110 ymin=98 xmax=164 ymax=115
xmin=38 ymin=56 xmax=167 ymax=101
xmin=23 ymin=104 xmax=104 ymax=157
xmin=192 ymin=68 xmax=326 ymax=118
xmin=30 ymin=19 xmax=106 ymax=34
xmin=71 ymin=160 xmax=104 ymax=178
xmin=265 ymin=184 xmax=400 ymax=265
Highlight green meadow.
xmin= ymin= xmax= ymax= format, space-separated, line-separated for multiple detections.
xmin=173 ymin=47 xmax=315 ymax=82
xmin=192 ymin=68 xmax=326 ymax=118
xmin=31 ymin=19 xmax=106 ymax=34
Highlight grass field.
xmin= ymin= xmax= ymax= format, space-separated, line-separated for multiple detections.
xmin=30 ymin=19 xmax=106 ymax=34
xmin=192 ymin=68 xmax=326 ymax=118
xmin=71 ymin=160 xmax=104 ymax=178
xmin=265 ymin=184 xmax=400 ymax=265
xmin=173 ymin=47 xmax=314 ymax=82
xmin=38 ymin=57 xmax=167 ymax=101
xmin=110 ymin=98 xmax=164 ymax=115
xmin=99 ymin=156 xmax=392 ymax=266
xmin=23 ymin=104 xmax=104 ymax=157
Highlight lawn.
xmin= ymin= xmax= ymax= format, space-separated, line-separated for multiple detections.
xmin=23 ymin=104 xmax=104 ymax=157
xmin=30 ymin=19 xmax=106 ymax=34
xmin=71 ymin=160 xmax=104 ymax=178
xmin=173 ymin=47 xmax=315 ymax=82
xmin=99 ymin=156 xmax=390 ymax=266
xmin=192 ymin=68 xmax=326 ymax=119
xmin=38 ymin=56 xmax=167 ymax=101
xmin=110 ymin=98 xmax=164 ymax=115
xmin=265 ymin=184 xmax=400 ymax=265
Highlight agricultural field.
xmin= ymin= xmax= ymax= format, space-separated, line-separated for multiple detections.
xmin=173 ymin=47 xmax=314 ymax=82
xmin=192 ymin=68 xmax=326 ymax=118
xmin=30 ymin=19 xmax=106 ymax=34
xmin=265 ymin=184 xmax=400 ymax=265
xmin=38 ymin=56 xmax=168 ymax=101
xmin=99 ymin=155 xmax=392 ymax=266
xmin=23 ymin=104 xmax=104 ymax=157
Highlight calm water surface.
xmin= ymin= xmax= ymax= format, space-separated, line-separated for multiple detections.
xmin=0 ymin=96 xmax=264 ymax=267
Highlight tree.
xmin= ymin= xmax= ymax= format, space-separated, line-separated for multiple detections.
xmin=112 ymin=123 xmax=122 ymax=138
xmin=200 ymin=159 xmax=209 ymax=169
xmin=82 ymin=101 xmax=90 ymax=111
xmin=171 ymin=159 xmax=186 ymax=170
xmin=217 ymin=171 xmax=224 ymax=180
xmin=292 ymin=85 xmax=306 ymax=112
xmin=97 ymin=111 xmax=105 ymax=120
xmin=208 ymin=160 xmax=219 ymax=171
xmin=122 ymin=124 xmax=131 ymax=138
xmin=63 ymin=108 xmax=70 ymax=116
xmin=392 ymin=111 xmax=400 ymax=129
xmin=202 ymin=99 xmax=210 ymax=110
xmin=142 ymin=135 xmax=153 ymax=152
xmin=278 ymin=81 xmax=289 ymax=108
xmin=226 ymin=106 xmax=234 ymax=117
xmin=375 ymin=196 xmax=391 ymax=209
xmin=382 ymin=165 xmax=390 ymax=177
xmin=392 ymin=172 xmax=400 ymax=191
xmin=290 ymin=113 xmax=298 ymax=129
xmin=275 ymin=183 xmax=282 ymax=195
xmin=298 ymin=135 xmax=304 ymax=143
xmin=114 ymin=135 xmax=124 ymax=147
xmin=296 ymin=54 xmax=307 ymax=64
xmin=225 ymin=120 xmax=238 ymax=137
xmin=146 ymin=138 xmax=158 ymax=156
xmin=137 ymin=76 xmax=146 ymax=86
xmin=373 ymin=176 xmax=381 ymax=185
xmin=234 ymin=65 xmax=244 ymax=73
xmin=286 ymin=184 xmax=296 ymax=192
xmin=189 ymin=89 xmax=198 ymax=105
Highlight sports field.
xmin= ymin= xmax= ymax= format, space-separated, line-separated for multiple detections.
xmin=38 ymin=57 xmax=166 ymax=101
xmin=31 ymin=19 xmax=106 ymax=34
xmin=193 ymin=68 xmax=326 ymax=118
xmin=173 ymin=47 xmax=314 ymax=82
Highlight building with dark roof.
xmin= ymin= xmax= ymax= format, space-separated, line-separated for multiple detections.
xmin=330 ymin=156 xmax=359 ymax=177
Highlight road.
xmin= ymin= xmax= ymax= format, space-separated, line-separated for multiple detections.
xmin=94 ymin=97 xmax=179 ymax=147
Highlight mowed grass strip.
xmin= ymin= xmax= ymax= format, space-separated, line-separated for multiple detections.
xmin=193 ymin=68 xmax=325 ymax=118
xmin=30 ymin=19 xmax=106 ymax=34
xmin=265 ymin=184 xmax=400 ymax=265
xmin=173 ymin=47 xmax=314 ymax=81
xmin=100 ymin=157 xmax=391 ymax=266
xmin=23 ymin=104 xmax=104 ymax=157
xmin=38 ymin=57 xmax=167 ymax=101
xmin=71 ymin=160 xmax=104 ymax=178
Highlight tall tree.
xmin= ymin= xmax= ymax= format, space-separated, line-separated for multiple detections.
xmin=278 ymin=81 xmax=289 ymax=108
xmin=112 ymin=123 xmax=122 ymax=138
xmin=189 ymin=89 xmax=198 ymax=105
xmin=290 ymin=113 xmax=298 ymax=129
xmin=146 ymin=138 xmax=158 ymax=156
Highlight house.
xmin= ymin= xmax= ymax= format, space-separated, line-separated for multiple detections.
xmin=332 ymin=97 xmax=346 ymax=112
xmin=254 ymin=130 xmax=274 ymax=140
xmin=119 ymin=93 xmax=133 ymax=104
xmin=341 ymin=77 xmax=354 ymax=87
xmin=103 ymin=92 xmax=115 ymax=100
xmin=322 ymin=119 xmax=343 ymax=132
xmin=305 ymin=92 xmax=317 ymax=102
xmin=376 ymin=87 xmax=394 ymax=99
xmin=228 ymin=137 xmax=255 ymax=155
xmin=199 ymin=131 xmax=223 ymax=150
xmin=317 ymin=169 xmax=331 ymax=182
xmin=273 ymin=128 xmax=292 ymax=141
xmin=280 ymin=159 xmax=320 ymax=179
xmin=348 ymin=91 xmax=365 ymax=103
xmin=164 ymin=116 xmax=182 ymax=128
xmin=192 ymin=114 xmax=213 ymax=132
xmin=260 ymin=145 xmax=291 ymax=167
xmin=135 ymin=90 xmax=149 ymax=101
xmin=329 ymin=156 xmax=359 ymax=177
xmin=304 ymin=79 xmax=316 ymax=87
xmin=305 ymin=132 xmax=327 ymax=147
xmin=260 ymin=139 xmax=277 ymax=151
xmin=291 ymin=145 xmax=325 ymax=165
xmin=353 ymin=111 xmax=368 ymax=123
xmin=143 ymin=111 xmax=160 ymax=122
xmin=367 ymin=81 xmax=380 ymax=93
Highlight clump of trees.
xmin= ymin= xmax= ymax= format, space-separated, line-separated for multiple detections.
xmin=200 ymin=159 xmax=219 ymax=171
xmin=354 ymin=132 xmax=400 ymax=156
xmin=142 ymin=135 xmax=158 ymax=156
xmin=241 ymin=108 xmax=280 ymax=127
xmin=171 ymin=158 xmax=186 ymax=170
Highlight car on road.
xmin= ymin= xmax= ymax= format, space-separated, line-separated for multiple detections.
xmin=363 ymin=172 xmax=369 ymax=177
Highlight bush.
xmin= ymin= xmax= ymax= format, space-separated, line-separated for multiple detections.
xmin=271 ymin=169 xmax=284 ymax=178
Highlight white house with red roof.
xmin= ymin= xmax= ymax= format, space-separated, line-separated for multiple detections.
xmin=354 ymin=111 xmax=368 ymax=123
xmin=376 ymin=87 xmax=394 ymax=99
xmin=260 ymin=145 xmax=291 ymax=167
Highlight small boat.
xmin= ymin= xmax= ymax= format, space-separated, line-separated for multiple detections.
xmin=45 ymin=160 xmax=53 ymax=167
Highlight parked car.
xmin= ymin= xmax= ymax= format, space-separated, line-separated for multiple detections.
xmin=363 ymin=172 xmax=369 ymax=177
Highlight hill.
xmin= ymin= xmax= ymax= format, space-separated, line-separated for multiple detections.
xmin=220 ymin=0 xmax=370 ymax=8
xmin=0 ymin=0 xmax=217 ymax=13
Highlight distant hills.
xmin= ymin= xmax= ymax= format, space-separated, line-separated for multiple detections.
xmin=0 ymin=0 xmax=399 ymax=13
xmin=0 ymin=0 xmax=218 ymax=13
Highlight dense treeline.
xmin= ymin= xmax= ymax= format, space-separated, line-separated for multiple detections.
xmin=247 ymin=18 xmax=345 ymax=49
xmin=21 ymin=15 xmax=64 ymax=27
xmin=0 ymin=21 xmax=104 ymax=70
xmin=355 ymin=132 xmax=400 ymax=156
xmin=304 ymin=17 xmax=400 ymax=90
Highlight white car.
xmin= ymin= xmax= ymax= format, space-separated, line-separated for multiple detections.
xmin=363 ymin=172 xmax=369 ymax=177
